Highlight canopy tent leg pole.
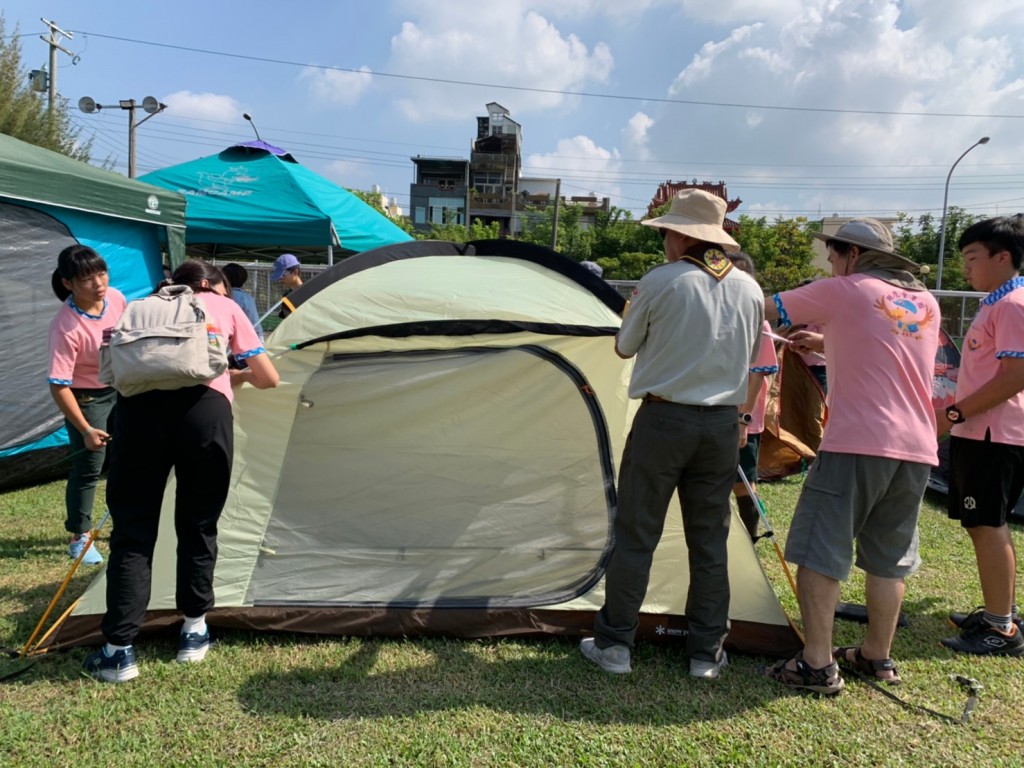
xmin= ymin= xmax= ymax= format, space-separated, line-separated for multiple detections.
xmin=327 ymin=243 xmax=333 ymax=266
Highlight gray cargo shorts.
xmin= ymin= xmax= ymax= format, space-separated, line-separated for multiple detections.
xmin=784 ymin=451 xmax=929 ymax=581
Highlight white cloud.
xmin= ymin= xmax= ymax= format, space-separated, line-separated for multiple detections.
xmin=300 ymin=65 xmax=373 ymax=107
xmin=622 ymin=112 xmax=654 ymax=159
xmin=641 ymin=0 xmax=1024 ymax=216
xmin=388 ymin=8 xmax=613 ymax=122
xmin=673 ymin=24 xmax=761 ymax=88
xmin=160 ymin=91 xmax=240 ymax=123
xmin=679 ymin=0 xmax=806 ymax=23
xmin=319 ymin=159 xmax=368 ymax=187
xmin=525 ymin=135 xmax=623 ymax=200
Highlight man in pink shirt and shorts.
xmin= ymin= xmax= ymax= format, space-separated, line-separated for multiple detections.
xmin=760 ymin=219 xmax=940 ymax=695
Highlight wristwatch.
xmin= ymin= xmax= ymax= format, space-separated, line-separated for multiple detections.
xmin=945 ymin=405 xmax=966 ymax=424
xmin=739 ymin=412 xmax=753 ymax=426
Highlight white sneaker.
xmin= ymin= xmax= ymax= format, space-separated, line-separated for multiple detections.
xmin=689 ymin=651 xmax=728 ymax=679
xmin=579 ymin=637 xmax=632 ymax=674
xmin=69 ymin=533 xmax=103 ymax=565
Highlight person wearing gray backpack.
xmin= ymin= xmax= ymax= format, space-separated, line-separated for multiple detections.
xmin=84 ymin=261 xmax=280 ymax=683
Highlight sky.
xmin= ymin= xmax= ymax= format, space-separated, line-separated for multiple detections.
xmin=4 ymin=0 xmax=1024 ymax=221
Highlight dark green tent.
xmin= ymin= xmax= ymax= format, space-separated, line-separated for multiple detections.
xmin=0 ymin=132 xmax=186 ymax=265
xmin=0 ymin=133 xmax=186 ymax=489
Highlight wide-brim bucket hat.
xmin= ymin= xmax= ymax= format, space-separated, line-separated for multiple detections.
xmin=640 ymin=189 xmax=740 ymax=252
xmin=813 ymin=218 xmax=922 ymax=272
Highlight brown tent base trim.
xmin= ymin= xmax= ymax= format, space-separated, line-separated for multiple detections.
xmin=50 ymin=607 xmax=801 ymax=658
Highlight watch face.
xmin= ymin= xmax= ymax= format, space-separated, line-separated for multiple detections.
xmin=946 ymin=407 xmax=962 ymax=423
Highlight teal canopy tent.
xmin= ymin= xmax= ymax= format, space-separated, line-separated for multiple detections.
xmin=140 ymin=141 xmax=412 ymax=264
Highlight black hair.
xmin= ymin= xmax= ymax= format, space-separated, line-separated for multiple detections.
xmin=958 ymin=214 xmax=1024 ymax=269
xmin=727 ymin=251 xmax=756 ymax=277
xmin=222 ymin=263 xmax=249 ymax=288
xmin=57 ymin=244 xmax=108 ymax=282
xmin=158 ymin=260 xmax=231 ymax=296
xmin=824 ymin=239 xmax=858 ymax=257
xmin=51 ymin=268 xmax=72 ymax=301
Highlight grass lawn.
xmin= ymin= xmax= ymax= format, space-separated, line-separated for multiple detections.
xmin=1 ymin=476 xmax=1022 ymax=767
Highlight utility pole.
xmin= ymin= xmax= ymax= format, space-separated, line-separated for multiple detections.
xmin=551 ymin=179 xmax=561 ymax=251
xmin=39 ymin=19 xmax=76 ymax=115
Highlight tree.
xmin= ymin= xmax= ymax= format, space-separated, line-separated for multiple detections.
xmin=892 ymin=208 xmax=977 ymax=291
xmin=518 ymin=202 xmax=595 ymax=260
xmin=0 ymin=16 xmax=90 ymax=160
xmin=348 ymin=188 xmax=416 ymax=235
xmin=420 ymin=218 xmax=501 ymax=243
xmin=733 ymin=215 xmax=823 ymax=295
xmin=518 ymin=202 xmax=663 ymax=279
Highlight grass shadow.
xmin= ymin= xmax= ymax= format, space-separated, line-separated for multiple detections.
xmin=236 ymin=636 xmax=797 ymax=725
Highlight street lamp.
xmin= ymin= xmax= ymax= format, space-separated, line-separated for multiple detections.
xmin=78 ymin=95 xmax=167 ymax=178
xmin=935 ymin=136 xmax=989 ymax=290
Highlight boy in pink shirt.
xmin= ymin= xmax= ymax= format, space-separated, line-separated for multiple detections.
xmin=760 ymin=219 xmax=939 ymax=695
xmin=940 ymin=215 xmax=1024 ymax=656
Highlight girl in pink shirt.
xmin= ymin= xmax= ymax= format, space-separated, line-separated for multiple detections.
xmin=87 ymin=261 xmax=279 ymax=682
xmin=47 ymin=245 xmax=127 ymax=565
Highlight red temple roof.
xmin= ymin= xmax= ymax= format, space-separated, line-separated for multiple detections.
xmin=647 ymin=181 xmax=742 ymax=231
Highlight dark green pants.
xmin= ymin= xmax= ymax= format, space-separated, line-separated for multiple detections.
xmin=594 ymin=401 xmax=738 ymax=662
xmin=64 ymin=387 xmax=117 ymax=535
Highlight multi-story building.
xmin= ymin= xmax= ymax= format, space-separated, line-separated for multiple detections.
xmin=410 ymin=103 xmax=611 ymax=236
xmin=409 ymin=103 xmax=521 ymax=235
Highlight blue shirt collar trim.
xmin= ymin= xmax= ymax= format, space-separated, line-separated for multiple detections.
xmin=982 ymin=276 xmax=1024 ymax=306
xmin=68 ymin=296 xmax=108 ymax=320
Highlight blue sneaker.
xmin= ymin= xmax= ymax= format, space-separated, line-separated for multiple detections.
xmin=176 ymin=629 xmax=212 ymax=663
xmin=83 ymin=646 xmax=138 ymax=683
xmin=69 ymin=533 xmax=103 ymax=565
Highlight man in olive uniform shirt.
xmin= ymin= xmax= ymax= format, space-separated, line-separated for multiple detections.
xmin=580 ymin=189 xmax=764 ymax=679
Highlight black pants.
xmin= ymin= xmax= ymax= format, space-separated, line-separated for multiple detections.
xmin=102 ymin=386 xmax=233 ymax=646
xmin=594 ymin=401 xmax=738 ymax=662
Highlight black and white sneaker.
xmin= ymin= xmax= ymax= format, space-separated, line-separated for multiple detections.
xmin=942 ymin=616 xmax=1024 ymax=657
xmin=948 ymin=607 xmax=1024 ymax=636
xmin=84 ymin=646 xmax=139 ymax=683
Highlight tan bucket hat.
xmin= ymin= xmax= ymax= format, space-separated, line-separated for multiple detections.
xmin=641 ymin=189 xmax=740 ymax=252
xmin=812 ymin=218 xmax=922 ymax=272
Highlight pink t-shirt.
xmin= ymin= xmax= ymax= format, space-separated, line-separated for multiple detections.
xmin=193 ymin=292 xmax=265 ymax=403
xmin=749 ymin=320 xmax=779 ymax=434
xmin=48 ymin=287 xmax=127 ymax=389
xmin=774 ymin=274 xmax=939 ymax=465
xmin=951 ymin=277 xmax=1024 ymax=446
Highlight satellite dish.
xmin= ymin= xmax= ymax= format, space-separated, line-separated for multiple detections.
xmin=141 ymin=96 xmax=160 ymax=114
xmin=78 ymin=96 xmax=98 ymax=114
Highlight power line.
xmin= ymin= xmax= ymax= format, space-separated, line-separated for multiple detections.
xmin=75 ymin=30 xmax=1024 ymax=121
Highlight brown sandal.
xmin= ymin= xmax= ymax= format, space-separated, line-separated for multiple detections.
xmin=760 ymin=652 xmax=845 ymax=696
xmin=834 ymin=646 xmax=902 ymax=685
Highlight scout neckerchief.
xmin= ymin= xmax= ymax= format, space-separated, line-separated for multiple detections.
xmin=680 ymin=244 xmax=733 ymax=282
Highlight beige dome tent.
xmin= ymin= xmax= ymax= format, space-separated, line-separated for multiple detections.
xmin=52 ymin=240 xmax=799 ymax=656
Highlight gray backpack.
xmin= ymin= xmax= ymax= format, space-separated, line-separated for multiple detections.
xmin=100 ymin=285 xmax=229 ymax=397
